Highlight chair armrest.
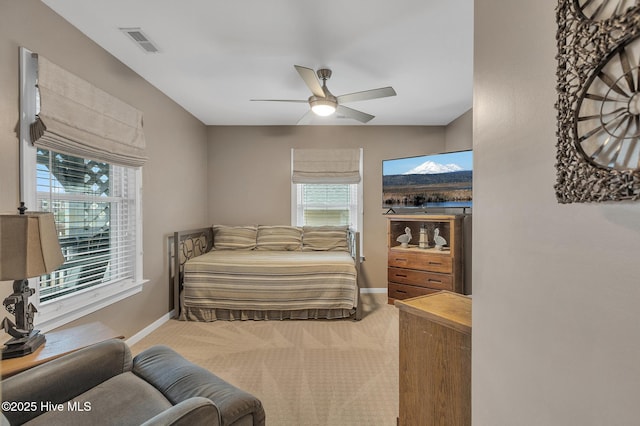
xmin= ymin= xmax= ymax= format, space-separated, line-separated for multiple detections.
xmin=1 ymin=338 xmax=131 ymax=425
xmin=140 ymin=397 xmax=221 ymax=426
xmin=133 ymin=345 xmax=265 ymax=426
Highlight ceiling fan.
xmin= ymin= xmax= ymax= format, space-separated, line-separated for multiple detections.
xmin=251 ymin=65 xmax=397 ymax=124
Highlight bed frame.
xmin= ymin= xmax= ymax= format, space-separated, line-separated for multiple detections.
xmin=168 ymin=227 xmax=362 ymax=320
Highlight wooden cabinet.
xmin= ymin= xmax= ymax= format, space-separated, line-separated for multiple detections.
xmin=395 ymin=291 xmax=471 ymax=426
xmin=387 ymin=214 xmax=464 ymax=303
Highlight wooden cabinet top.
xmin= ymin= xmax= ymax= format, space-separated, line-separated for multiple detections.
xmin=385 ymin=214 xmax=465 ymax=221
xmin=1 ymin=322 xmax=124 ymax=378
xmin=395 ymin=291 xmax=471 ymax=335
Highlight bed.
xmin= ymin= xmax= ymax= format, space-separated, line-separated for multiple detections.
xmin=168 ymin=225 xmax=362 ymax=321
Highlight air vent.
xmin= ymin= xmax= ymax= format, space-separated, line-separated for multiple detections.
xmin=120 ymin=27 xmax=160 ymax=53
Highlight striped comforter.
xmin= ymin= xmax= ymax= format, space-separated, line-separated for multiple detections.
xmin=182 ymin=250 xmax=357 ymax=316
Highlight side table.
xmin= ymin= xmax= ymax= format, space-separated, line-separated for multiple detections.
xmin=1 ymin=321 xmax=124 ymax=379
xmin=395 ymin=291 xmax=472 ymax=426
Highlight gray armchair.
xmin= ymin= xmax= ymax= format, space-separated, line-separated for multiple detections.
xmin=1 ymin=339 xmax=265 ymax=426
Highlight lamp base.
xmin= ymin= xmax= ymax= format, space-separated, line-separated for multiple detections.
xmin=2 ymin=330 xmax=45 ymax=359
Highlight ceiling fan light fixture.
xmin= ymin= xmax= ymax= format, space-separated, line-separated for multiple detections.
xmin=252 ymin=65 xmax=396 ymax=124
xmin=309 ymin=96 xmax=337 ymax=116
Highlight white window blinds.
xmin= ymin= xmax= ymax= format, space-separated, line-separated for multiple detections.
xmin=29 ymin=55 xmax=147 ymax=167
xmin=36 ymin=150 xmax=138 ymax=302
xmin=292 ymin=148 xmax=361 ymax=184
xmin=295 ymin=183 xmax=359 ymax=228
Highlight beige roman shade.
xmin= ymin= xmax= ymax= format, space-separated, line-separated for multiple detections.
xmin=29 ymin=55 xmax=147 ymax=167
xmin=292 ymin=148 xmax=361 ymax=184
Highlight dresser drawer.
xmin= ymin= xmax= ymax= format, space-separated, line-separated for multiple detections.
xmin=388 ymin=283 xmax=439 ymax=301
xmin=388 ymin=250 xmax=453 ymax=274
xmin=388 ymin=267 xmax=453 ymax=291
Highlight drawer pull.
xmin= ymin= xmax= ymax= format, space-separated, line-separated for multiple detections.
xmin=395 ymin=274 xmax=408 ymax=278
xmin=428 ymin=279 xmax=442 ymax=283
xmin=428 ymin=261 xmax=442 ymax=266
xmin=396 ymin=290 xmax=407 ymax=294
xmin=395 ymin=258 xmax=408 ymax=262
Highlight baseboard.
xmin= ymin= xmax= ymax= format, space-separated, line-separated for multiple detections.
xmin=361 ymin=288 xmax=387 ymax=294
xmin=125 ymin=309 xmax=175 ymax=347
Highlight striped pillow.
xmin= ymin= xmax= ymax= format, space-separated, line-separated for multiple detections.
xmin=302 ymin=226 xmax=349 ymax=251
xmin=213 ymin=225 xmax=257 ymax=250
xmin=256 ymin=226 xmax=302 ymax=251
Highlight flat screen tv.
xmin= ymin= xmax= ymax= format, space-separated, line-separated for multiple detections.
xmin=382 ymin=150 xmax=473 ymax=210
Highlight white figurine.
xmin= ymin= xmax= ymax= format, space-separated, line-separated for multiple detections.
xmin=433 ymin=228 xmax=447 ymax=250
xmin=396 ymin=227 xmax=412 ymax=248
xmin=418 ymin=225 xmax=428 ymax=249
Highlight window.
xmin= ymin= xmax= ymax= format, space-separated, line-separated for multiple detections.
xmin=291 ymin=148 xmax=363 ymax=233
xmin=294 ymin=183 xmax=360 ymax=229
xmin=22 ymin=146 xmax=144 ymax=331
xmin=36 ymin=150 xmax=138 ymax=303
xmin=19 ymin=48 xmax=145 ymax=332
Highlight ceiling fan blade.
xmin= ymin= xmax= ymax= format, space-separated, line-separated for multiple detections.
xmin=337 ymin=86 xmax=396 ymax=104
xmin=250 ymin=99 xmax=307 ymax=103
xmin=296 ymin=110 xmax=315 ymax=125
xmin=336 ymin=105 xmax=374 ymax=123
xmin=294 ymin=65 xmax=325 ymax=98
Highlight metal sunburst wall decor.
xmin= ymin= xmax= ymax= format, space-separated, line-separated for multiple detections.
xmin=555 ymin=0 xmax=640 ymax=203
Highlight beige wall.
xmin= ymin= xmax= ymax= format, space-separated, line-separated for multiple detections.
xmin=474 ymin=1 xmax=640 ymax=424
xmin=207 ymin=125 xmax=471 ymax=291
xmin=0 ymin=2 xmax=474 ymax=340
xmin=0 ymin=0 xmax=208 ymax=338
xmin=445 ymin=108 xmax=472 ymax=152
xmin=445 ymin=109 xmax=473 ymax=293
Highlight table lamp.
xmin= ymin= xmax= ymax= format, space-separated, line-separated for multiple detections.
xmin=0 ymin=203 xmax=64 ymax=359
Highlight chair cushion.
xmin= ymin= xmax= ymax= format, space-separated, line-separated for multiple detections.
xmin=1 ymin=339 xmax=132 ymax=426
xmin=133 ymin=345 xmax=265 ymax=426
xmin=25 ymin=372 xmax=172 ymax=426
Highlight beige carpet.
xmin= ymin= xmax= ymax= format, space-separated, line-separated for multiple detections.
xmin=130 ymin=293 xmax=399 ymax=426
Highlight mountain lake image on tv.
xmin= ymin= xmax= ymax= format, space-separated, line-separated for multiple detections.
xmin=383 ymin=150 xmax=473 ymax=209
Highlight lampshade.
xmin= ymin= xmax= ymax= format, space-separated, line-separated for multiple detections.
xmin=309 ymin=97 xmax=337 ymax=117
xmin=0 ymin=212 xmax=64 ymax=280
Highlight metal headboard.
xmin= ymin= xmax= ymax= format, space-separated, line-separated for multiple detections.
xmin=168 ymin=227 xmax=214 ymax=318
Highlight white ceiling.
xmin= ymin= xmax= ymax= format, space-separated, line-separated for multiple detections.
xmin=42 ymin=0 xmax=473 ymax=126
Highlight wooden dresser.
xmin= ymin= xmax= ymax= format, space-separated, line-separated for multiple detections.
xmin=387 ymin=214 xmax=464 ymax=303
xmin=395 ymin=291 xmax=471 ymax=426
